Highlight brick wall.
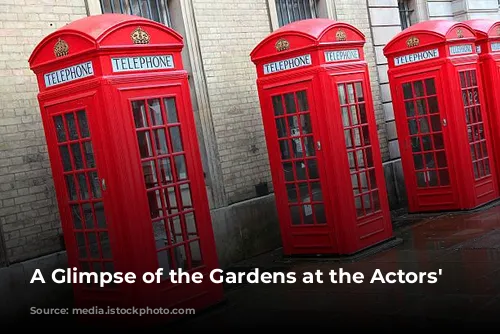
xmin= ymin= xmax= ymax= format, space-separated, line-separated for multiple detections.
xmin=0 ymin=0 xmax=87 ymax=263
xmin=334 ymin=0 xmax=390 ymax=162
xmin=192 ymin=0 xmax=273 ymax=204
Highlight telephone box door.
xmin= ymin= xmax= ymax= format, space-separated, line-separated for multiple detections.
xmin=262 ymin=81 xmax=335 ymax=254
xmin=43 ymin=93 xmax=120 ymax=302
xmin=329 ymin=73 xmax=391 ymax=245
xmin=456 ymin=68 xmax=496 ymax=199
xmin=118 ymin=84 xmax=221 ymax=305
xmin=393 ymin=71 xmax=459 ymax=211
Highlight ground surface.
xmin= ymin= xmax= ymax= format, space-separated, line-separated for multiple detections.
xmin=170 ymin=203 xmax=500 ymax=331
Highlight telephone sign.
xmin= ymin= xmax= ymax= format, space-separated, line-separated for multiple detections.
xmin=44 ymin=61 xmax=94 ymax=87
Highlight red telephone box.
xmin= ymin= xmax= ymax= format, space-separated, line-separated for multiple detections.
xmin=383 ymin=20 xmax=499 ymax=213
xmin=250 ymin=19 xmax=393 ymax=256
xmin=464 ymin=19 xmax=500 ymax=187
xmin=28 ymin=14 xmax=223 ymax=319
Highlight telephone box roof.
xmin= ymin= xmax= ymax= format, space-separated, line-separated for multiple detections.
xmin=250 ymin=18 xmax=365 ymax=62
xmin=464 ymin=19 xmax=500 ymax=40
xmin=29 ymin=13 xmax=183 ymax=67
xmin=384 ymin=20 xmax=476 ymax=55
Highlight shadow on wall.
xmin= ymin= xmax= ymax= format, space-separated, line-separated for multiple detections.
xmin=384 ymin=159 xmax=408 ymax=211
xmin=0 ymin=252 xmax=72 ymax=318
xmin=211 ymin=194 xmax=282 ymax=268
xmin=0 ymin=229 xmax=7 ymax=267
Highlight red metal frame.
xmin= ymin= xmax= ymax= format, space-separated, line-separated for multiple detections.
xmin=251 ymin=19 xmax=393 ymax=256
xmin=29 ymin=14 xmax=223 ymax=322
xmin=465 ymin=19 xmax=500 ymax=190
xmin=384 ymin=20 xmax=499 ymax=213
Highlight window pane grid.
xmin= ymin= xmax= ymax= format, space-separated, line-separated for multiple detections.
xmin=272 ymin=91 xmax=326 ymax=226
xmin=132 ymin=96 xmax=203 ymax=279
xmin=402 ymin=78 xmax=450 ymax=188
xmin=459 ymin=70 xmax=491 ymax=180
xmin=339 ymin=82 xmax=381 ymax=218
xmin=52 ymin=110 xmax=114 ymax=289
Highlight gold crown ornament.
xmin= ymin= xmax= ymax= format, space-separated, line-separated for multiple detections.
xmin=457 ymin=28 xmax=464 ymax=38
xmin=406 ymin=36 xmax=419 ymax=48
xmin=275 ymin=38 xmax=290 ymax=52
xmin=336 ymin=29 xmax=347 ymax=41
xmin=54 ymin=38 xmax=69 ymax=57
xmin=131 ymin=27 xmax=150 ymax=44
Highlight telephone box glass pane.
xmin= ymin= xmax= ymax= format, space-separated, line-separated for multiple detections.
xmin=271 ymin=90 xmax=326 ymax=225
xmin=131 ymin=96 xmax=204 ymax=279
xmin=338 ymin=82 xmax=381 ymax=217
xmin=51 ymin=110 xmax=115 ymax=288
xmin=459 ymin=70 xmax=490 ymax=180
xmin=401 ymin=78 xmax=450 ymax=188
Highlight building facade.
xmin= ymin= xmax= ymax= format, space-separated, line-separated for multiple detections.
xmin=1 ymin=0 xmax=500 ymax=305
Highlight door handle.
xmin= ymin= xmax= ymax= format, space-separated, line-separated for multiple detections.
xmin=101 ymin=178 xmax=107 ymax=191
xmin=442 ymin=118 xmax=447 ymax=127
xmin=316 ymin=141 xmax=321 ymax=151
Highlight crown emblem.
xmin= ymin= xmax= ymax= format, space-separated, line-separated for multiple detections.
xmin=457 ymin=28 xmax=464 ymax=38
xmin=497 ymin=27 xmax=500 ymax=36
xmin=275 ymin=38 xmax=290 ymax=52
xmin=53 ymin=38 xmax=69 ymax=57
xmin=131 ymin=27 xmax=150 ymax=44
xmin=336 ymin=29 xmax=347 ymax=41
xmin=406 ymin=36 xmax=419 ymax=48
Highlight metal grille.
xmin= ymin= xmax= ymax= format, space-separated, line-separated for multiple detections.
xmin=398 ymin=0 xmax=413 ymax=30
xmin=459 ymin=70 xmax=491 ymax=180
xmin=100 ymin=0 xmax=171 ymax=26
xmin=275 ymin=0 xmax=318 ymax=27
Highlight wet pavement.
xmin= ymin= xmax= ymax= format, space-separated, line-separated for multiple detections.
xmin=11 ymin=202 xmax=500 ymax=330
xmin=168 ymin=202 xmax=500 ymax=331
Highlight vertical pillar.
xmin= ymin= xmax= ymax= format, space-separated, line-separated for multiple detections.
xmin=412 ymin=0 xmax=430 ymax=21
xmin=334 ymin=0 xmax=390 ymax=162
xmin=85 ymin=0 xmax=103 ymax=15
xmin=179 ymin=0 xmax=228 ymax=209
xmin=366 ymin=0 xmax=407 ymax=208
